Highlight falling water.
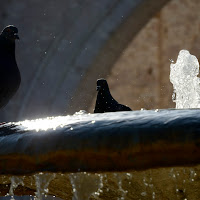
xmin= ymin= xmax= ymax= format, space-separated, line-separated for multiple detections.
xmin=9 ymin=176 xmax=24 ymax=197
xmin=34 ymin=173 xmax=55 ymax=200
xmin=113 ymin=173 xmax=128 ymax=200
xmin=69 ymin=172 xmax=103 ymax=200
xmin=0 ymin=167 xmax=199 ymax=199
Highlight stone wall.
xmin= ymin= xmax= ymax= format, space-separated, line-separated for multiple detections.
xmin=1 ymin=0 xmax=199 ymax=116
xmin=0 ymin=0 xmax=169 ymax=121
xmin=90 ymin=0 xmax=200 ymax=112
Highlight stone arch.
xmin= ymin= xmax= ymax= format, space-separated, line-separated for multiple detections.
xmin=0 ymin=0 xmax=170 ymax=120
xmin=66 ymin=0 xmax=171 ymax=114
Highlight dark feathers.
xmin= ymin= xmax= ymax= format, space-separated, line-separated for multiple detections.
xmin=94 ymin=79 xmax=132 ymax=113
xmin=0 ymin=25 xmax=21 ymax=108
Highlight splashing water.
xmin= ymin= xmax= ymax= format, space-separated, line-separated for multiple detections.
xmin=113 ymin=173 xmax=128 ymax=200
xmin=9 ymin=176 xmax=24 ymax=197
xmin=69 ymin=172 xmax=103 ymax=200
xmin=142 ymin=176 xmax=155 ymax=200
xmin=15 ymin=110 xmax=89 ymax=132
xmin=34 ymin=173 xmax=55 ymax=200
xmin=0 ymin=168 xmax=199 ymax=199
xmin=170 ymin=50 xmax=200 ymax=108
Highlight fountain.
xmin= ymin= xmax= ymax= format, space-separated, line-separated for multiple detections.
xmin=170 ymin=50 xmax=200 ymax=108
xmin=0 ymin=50 xmax=200 ymax=199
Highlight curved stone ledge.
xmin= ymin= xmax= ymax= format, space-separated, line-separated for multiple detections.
xmin=0 ymin=109 xmax=200 ymax=175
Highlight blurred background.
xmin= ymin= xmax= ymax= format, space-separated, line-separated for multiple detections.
xmin=0 ymin=0 xmax=199 ymax=121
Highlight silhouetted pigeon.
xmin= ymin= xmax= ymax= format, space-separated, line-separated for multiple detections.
xmin=94 ymin=78 xmax=132 ymax=113
xmin=0 ymin=25 xmax=21 ymax=108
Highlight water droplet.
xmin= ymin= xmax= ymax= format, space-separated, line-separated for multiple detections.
xmin=141 ymin=191 xmax=147 ymax=196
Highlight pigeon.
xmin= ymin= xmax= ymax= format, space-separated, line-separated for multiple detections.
xmin=94 ymin=78 xmax=132 ymax=113
xmin=0 ymin=25 xmax=21 ymax=108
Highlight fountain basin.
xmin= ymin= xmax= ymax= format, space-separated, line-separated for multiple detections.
xmin=0 ymin=109 xmax=200 ymax=175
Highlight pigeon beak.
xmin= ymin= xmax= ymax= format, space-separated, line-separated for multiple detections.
xmin=96 ymin=86 xmax=101 ymax=91
xmin=14 ymin=33 xmax=19 ymax=40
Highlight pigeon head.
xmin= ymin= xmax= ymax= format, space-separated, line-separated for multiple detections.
xmin=1 ymin=25 xmax=19 ymax=42
xmin=96 ymin=78 xmax=109 ymax=91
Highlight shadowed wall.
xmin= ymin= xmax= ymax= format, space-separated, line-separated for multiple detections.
xmin=0 ymin=0 xmax=170 ymax=121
